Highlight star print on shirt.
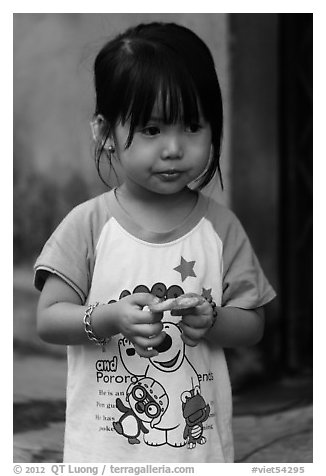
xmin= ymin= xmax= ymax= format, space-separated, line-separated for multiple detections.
xmin=173 ymin=256 xmax=197 ymax=282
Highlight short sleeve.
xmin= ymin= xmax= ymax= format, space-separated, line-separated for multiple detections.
xmin=221 ymin=212 xmax=276 ymax=309
xmin=33 ymin=199 xmax=102 ymax=303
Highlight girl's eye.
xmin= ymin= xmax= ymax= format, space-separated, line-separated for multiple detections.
xmin=142 ymin=126 xmax=160 ymax=136
xmin=185 ymin=123 xmax=202 ymax=133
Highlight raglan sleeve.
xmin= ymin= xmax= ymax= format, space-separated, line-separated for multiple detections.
xmin=221 ymin=211 xmax=276 ymax=309
xmin=33 ymin=202 xmax=95 ymax=304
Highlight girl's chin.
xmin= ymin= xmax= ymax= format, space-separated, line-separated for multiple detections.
xmin=123 ymin=177 xmax=191 ymax=197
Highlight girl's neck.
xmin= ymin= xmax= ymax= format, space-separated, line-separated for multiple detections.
xmin=115 ymin=183 xmax=198 ymax=233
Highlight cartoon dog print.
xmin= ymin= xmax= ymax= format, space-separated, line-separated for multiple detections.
xmin=117 ymin=336 xmax=149 ymax=377
xmin=118 ymin=322 xmax=201 ymax=448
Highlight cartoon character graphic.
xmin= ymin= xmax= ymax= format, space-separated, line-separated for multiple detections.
xmin=113 ymin=398 xmax=148 ymax=445
xmin=113 ymin=377 xmax=169 ymax=445
xmin=118 ymin=322 xmax=203 ymax=448
xmin=181 ymin=386 xmax=210 ymax=449
xmin=117 ymin=337 xmax=149 ymax=377
xmin=114 ymin=282 xmax=213 ymax=449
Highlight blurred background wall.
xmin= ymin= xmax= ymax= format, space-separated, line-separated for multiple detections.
xmin=13 ymin=13 xmax=312 ymax=388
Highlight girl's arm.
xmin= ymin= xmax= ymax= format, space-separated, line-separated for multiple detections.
xmin=37 ymin=273 xmax=117 ymax=346
xmin=204 ymin=306 xmax=265 ymax=347
xmin=37 ymin=274 xmax=165 ymax=356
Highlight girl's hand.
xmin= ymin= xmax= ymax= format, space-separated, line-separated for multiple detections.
xmin=171 ymin=300 xmax=213 ymax=346
xmin=112 ymin=293 xmax=165 ymax=358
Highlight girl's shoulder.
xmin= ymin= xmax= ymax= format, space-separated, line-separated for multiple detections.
xmin=45 ymin=191 xmax=115 ymax=253
xmin=60 ymin=191 xmax=113 ymax=231
xmin=33 ymin=191 xmax=115 ymax=299
xmin=201 ymin=193 xmax=253 ymax=252
xmin=203 ymin=194 xmax=242 ymax=234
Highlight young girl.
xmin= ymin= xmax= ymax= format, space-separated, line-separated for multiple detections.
xmin=34 ymin=22 xmax=275 ymax=463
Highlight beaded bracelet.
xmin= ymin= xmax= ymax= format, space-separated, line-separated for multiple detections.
xmin=83 ymin=302 xmax=111 ymax=352
xmin=206 ymin=297 xmax=218 ymax=328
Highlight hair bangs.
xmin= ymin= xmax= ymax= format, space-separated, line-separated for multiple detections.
xmin=121 ymin=51 xmax=201 ymax=148
xmin=159 ymin=71 xmax=200 ymax=127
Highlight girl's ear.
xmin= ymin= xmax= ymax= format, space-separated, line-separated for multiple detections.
xmin=90 ymin=114 xmax=108 ymax=142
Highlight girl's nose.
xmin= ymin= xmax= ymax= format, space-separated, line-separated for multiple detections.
xmin=161 ymin=135 xmax=184 ymax=160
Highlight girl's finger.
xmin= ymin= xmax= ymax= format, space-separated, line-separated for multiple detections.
xmin=170 ymin=307 xmax=196 ymax=317
xmin=179 ymin=321 xmax=204 ymax=342
xmin=134 ymin=321 xmax=164 ymax=337
xmin=133 ymin=332 xmax=166 ymax=350
xmin=180 ymin=333 xmax=199 ymax=347
xmin=181 ymin=313 xmax=211 ymax=329
xmin=128 ymin=292 xmax=161 ymax=308
xmin=134 ymin=309 xmax=164 ymax=324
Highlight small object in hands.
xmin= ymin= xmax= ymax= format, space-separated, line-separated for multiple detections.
xmin=149 ymin=292 xmax=218 ymax=328
xmin=83 ymin=302 xmax=111 ymax=352
xmin=148 ymin=292 xmax=206 ymax=312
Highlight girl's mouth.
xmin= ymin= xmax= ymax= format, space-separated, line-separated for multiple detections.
xmin=155 ymin=170 xmax=182 ymax=181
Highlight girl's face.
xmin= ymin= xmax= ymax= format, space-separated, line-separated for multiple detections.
xmin=112 ymin=107 xmax=212 ymax=198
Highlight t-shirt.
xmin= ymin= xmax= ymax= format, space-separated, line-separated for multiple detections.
xmin=34 ymin=189 xmax=276 ymax=463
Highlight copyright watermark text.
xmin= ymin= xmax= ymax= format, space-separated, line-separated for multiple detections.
xmin=12 ymin=464 xmax=195 ymax=475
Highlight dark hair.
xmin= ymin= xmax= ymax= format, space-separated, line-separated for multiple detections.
xmin=93 ymin=22 xmax=223 ymax=189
